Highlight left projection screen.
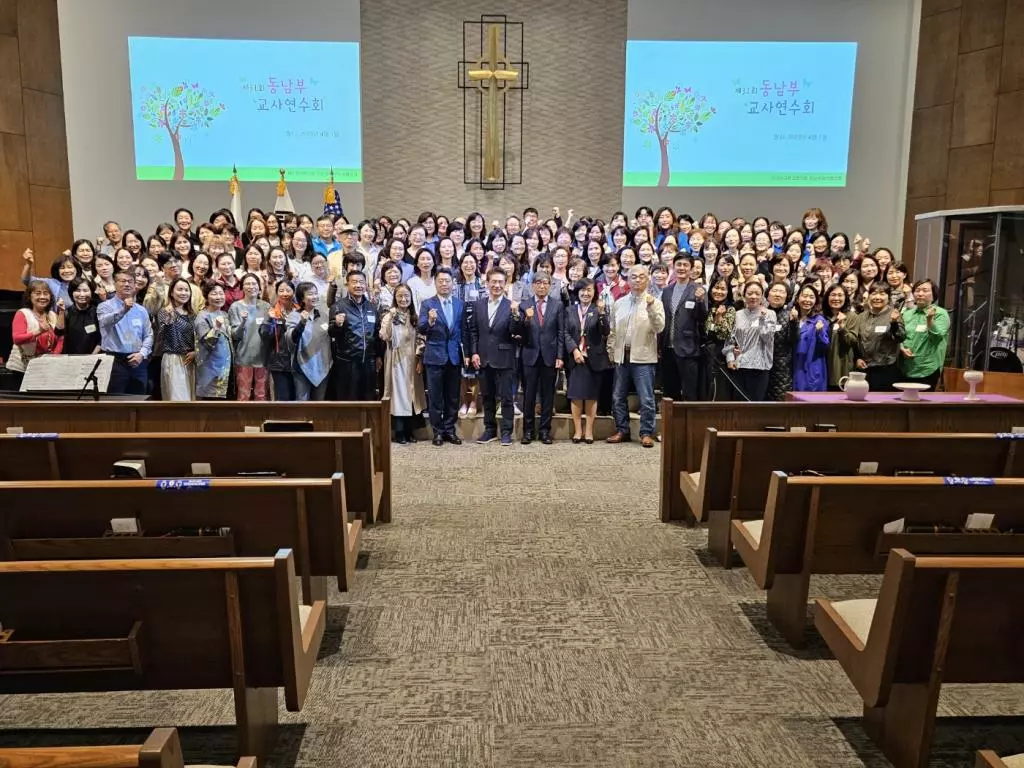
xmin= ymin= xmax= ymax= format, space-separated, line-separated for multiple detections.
xmin=127 ymin=36 xmax=362 ymax=183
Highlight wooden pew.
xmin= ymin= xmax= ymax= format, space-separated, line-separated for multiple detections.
xmin=0 ymin=475 xmax=360 ymax=597
xmin=0 ymin=430 xmax=385 ymax=526
xmin=0 ymin=728 xmax=256 ymax=768
xmin=815 ymin=550 xmax=1024 ymax=768
xmin=731 ymin=474 xmax=1024 ymax=646
xmin=0 ymin=550 xmax=325 ymax=761
xmin=659 ymin=397 xmax=1024 ymax=523
xmin=977 ymin=751 xmax=1024 ymax=767
xmin=0 ymin=399 xmax=392 ymax=523
xmin=684 ymin=429 xmax=1024 ymax=564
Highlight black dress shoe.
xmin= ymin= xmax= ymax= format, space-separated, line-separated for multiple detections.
xmin=396 ymin=436 xmax=409 ymax=445
xmin=521 ymin=436 xmax=532 ymax=445
xmin=541 ymin=434 xmax=553 ymax=445
xmin=406 ymin=434 xmax=418 ymax=444
xmin=432 ymin=436 xmax=444 ymax=446
xmin=443 ymin=434 xmax=463 ymax=445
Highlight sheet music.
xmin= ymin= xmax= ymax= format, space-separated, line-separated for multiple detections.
xmin=20 ymin=354 xmax=113 ymax=393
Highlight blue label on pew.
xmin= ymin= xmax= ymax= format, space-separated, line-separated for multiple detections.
xmin=996 ymin=433 xmax=1024 ymax=439
xmin=943 ymin=476 xmax=995 ymax=486
xmin=14 ymin=432 xmax=58 ymax=440
xmin=156 ymin=478 xmax=211 ymax=491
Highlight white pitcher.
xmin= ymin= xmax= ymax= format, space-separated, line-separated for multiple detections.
xmin=838 ymin=371 xmax=870 ymax=401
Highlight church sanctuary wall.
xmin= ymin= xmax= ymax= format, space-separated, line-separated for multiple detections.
xmin=360 ymin=0 xmax=627 ymax=220
xmin=903 ymin=0 xmax=1024 ymax=269
xmin=624 ymin=0 xmax=920 ymax=257
xmin=57 ymin=0 xmax=363 ymax=238
xmin=0 ymin=0 xmax=72 ymax=289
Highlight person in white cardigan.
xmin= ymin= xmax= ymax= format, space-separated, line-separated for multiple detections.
xmin=606 ymin=265 xmax=666 ymax=447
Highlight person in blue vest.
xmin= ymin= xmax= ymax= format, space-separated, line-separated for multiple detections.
xmin=418 ymin=267 xmax=464 ymax=446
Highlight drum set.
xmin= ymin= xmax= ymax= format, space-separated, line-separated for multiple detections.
xmin=989 ymin=314 xmax=1024 ymax=373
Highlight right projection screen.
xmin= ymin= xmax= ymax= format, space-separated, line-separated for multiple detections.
xmin=623 ymin=41 xmax=858 ymax=188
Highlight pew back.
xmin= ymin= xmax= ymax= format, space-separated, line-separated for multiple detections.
xmin=0 ymin=430 xmax=384 ymax=525
xmin=0 ymin=475 xmax=359 ymax=593
xmin=0 ymin=400 xmax=392 ymax=523
xmin=0 ymin=550 xmax=321 ymax=709
xmin=660 ymin=397 xmax=1024 ymax=522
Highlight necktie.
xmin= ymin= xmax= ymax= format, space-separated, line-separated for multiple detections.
xmin=538 ymin=298 xmax=545 ymax=327
xmin=443 ymin=299 xmax=452 ymax=328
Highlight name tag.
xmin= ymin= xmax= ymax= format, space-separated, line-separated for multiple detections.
xmin=874 ymin=324 xmax=887 ymax=333
xmin=915 ymin=323 xmax=926 ymax=332
xmin=84 ymin=324 xmax=96 ymax=333
xmin=320 ymin=322 xmax=329 ymax=332
xmin=131 ymin=319 xmax=142 ymax=329
xmin=367 ymin=314 xmax=376 ymax=322
xmin=684 ymin=301 xmax=695 ymax=310
xmin=256 ymin=318 xmax=264 ymax=325
xmin=751 ymin=320 xmax=759 ymax=328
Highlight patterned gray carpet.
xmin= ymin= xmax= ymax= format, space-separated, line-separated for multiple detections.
xmin=2 ymin=442 xmax=1024 ymax=766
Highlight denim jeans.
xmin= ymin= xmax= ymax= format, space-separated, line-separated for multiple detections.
xmin=612 ymin=361 xmax=656 ymax=437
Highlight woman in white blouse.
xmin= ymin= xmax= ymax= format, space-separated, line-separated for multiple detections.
xmin=406 ymin=247 xmax=437 ymax=314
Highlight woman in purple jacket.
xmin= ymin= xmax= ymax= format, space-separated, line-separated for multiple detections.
xmin=791 ymin=284 xmax=830 ymax=391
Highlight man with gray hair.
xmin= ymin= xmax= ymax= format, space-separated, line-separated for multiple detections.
xmin=606 ymin=265 xmax=665 ymax=448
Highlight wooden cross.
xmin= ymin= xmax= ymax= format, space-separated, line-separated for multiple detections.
xmin=468 ymin=24 xmax=519 ymax=182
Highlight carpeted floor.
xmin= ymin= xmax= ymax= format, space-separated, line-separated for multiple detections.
xmin=2 ymin=441 xmax=1024 ymax=766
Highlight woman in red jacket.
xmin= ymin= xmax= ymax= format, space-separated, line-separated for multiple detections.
xmin=7 ymin=280 xmax=63 ymax=389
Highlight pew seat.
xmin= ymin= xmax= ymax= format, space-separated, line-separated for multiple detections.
xmin=0 ymin=474 xmax=361 ymax=597
xmin=680 ymin=428 xmax=1024 ymax=565
xmin=0 ymin=550 xmax=324 ymax=761
xmin=815 ymin=550 xmax=1024 ymax=768
xmin=978 ymin=751 xmax=1024 ymax=767
xmin=0 ymin=728 xmax=255 ymax=768
xmin=732 ymin=473 xmax=1024 ymax=646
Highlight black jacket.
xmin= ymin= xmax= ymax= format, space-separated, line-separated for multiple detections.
xmin=328 ymin=295 xmax=382 ymax=364
xmin=519 ymin=295 xmax=564 ymax=367
xmin=661 ymin=281 xmax=708 ymax=358
xmin=563 ymin=302 xmax=611 ymax=372
xmin=466 ymin=296 xmax=523 ymax=370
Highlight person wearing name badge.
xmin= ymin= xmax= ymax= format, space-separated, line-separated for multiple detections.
xmin=97 ymin=270 xmax=153 ymax=395
xmin=418 ymin=268 xmax=464 ymax=445
xmin=58 ymin=277 xmax=101 ymax=355
xmin=260 ymin=280 xmax=297 ymax=401
xmin=725 ymin=280 xmax=779 ymax=402
xmin=660 ymin=253 xmax=707 ymax=402
xmin=607 ymin=265 xmax=666 ymax=448
xmin=6 ymin=280 xmax=64 ymax=390
xmin=328 ymin=270 xmax=382 ymax=401
xmin=564 ymin=278 xmax=611 ymax=443
xmin=517 ymin=272 xmax=564 ymax=445
xmin=383 ymin=284 xmax=427 ymax=444
xmin=287 ymin=281 xmax=332 ymax=401
xmin=194 ymin=283 xmax=232 ymax=400
xmin=847 ymin=284 xmax=906 ymax=392
xmin=229 ymin=273 xmax=271 ymax=401
xmin=155 ymin=278 xmax=197 ymax=401
xmin=899 ymin=279 xmax=949 ymax=390
xmin=790 ymin=284 xmax=830 ymax=392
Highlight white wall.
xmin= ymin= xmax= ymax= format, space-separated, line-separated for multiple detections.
xmin=624 ymin=0 xmax=920 ymax=253
xmin=58 ymin=0 xmax=362 ymax=238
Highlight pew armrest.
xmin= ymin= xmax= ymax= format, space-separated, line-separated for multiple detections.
xmin=732 ymin=519 xmax=770 ymax=588
xmin=273 ymin=551 xmax=326 ymax=713
xmin=680 ymin=471 xmax=703 ymax=522
xmin=977 ymin=750 xmax=1024 ymax=767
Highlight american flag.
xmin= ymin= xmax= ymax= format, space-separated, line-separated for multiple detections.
xmin=323 ymin=168 xmax=344 ymax=217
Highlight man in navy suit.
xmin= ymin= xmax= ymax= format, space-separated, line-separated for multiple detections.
xmin=517 ymin=273 xmax=564 ymax=444
xmin=418 ymin=268 xmax=464 ymax=446
xmin=467 ymin=267 xmax=523 ymax=445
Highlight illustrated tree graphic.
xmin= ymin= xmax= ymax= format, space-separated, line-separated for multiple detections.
xmin=139 ymin=82 xmax=225 ymax=180
xmin=632 ymin=87 xmax=716 ymax=186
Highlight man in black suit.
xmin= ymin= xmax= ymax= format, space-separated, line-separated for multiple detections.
xmin=517 ymin=273 xmax=564 ymax=444
xmin=467 ymin=267 xmax=523 ymax=446
xmin=661 ymin=252 xmax=707 ymax=401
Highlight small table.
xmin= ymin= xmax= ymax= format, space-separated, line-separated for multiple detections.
xmin=786 ymin=392 xmax=1022 ymax=404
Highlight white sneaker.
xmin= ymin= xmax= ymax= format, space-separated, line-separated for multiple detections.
xmin=459 ymin=404 xmax=468 ymax=417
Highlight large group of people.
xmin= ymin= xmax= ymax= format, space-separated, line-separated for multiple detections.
xmin=7 ymin=203 xmax=951 ymax=445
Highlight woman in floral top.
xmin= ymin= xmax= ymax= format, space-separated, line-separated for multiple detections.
xmin=704 ymin=276 xmax=737 ymax=401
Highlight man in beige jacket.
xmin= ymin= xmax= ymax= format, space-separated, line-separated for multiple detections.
xmin=606 ymin=265 xmax=665 ymax=447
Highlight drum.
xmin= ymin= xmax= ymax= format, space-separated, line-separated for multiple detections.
xmin=988 ymin=346 xmax=1024 ymax=373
